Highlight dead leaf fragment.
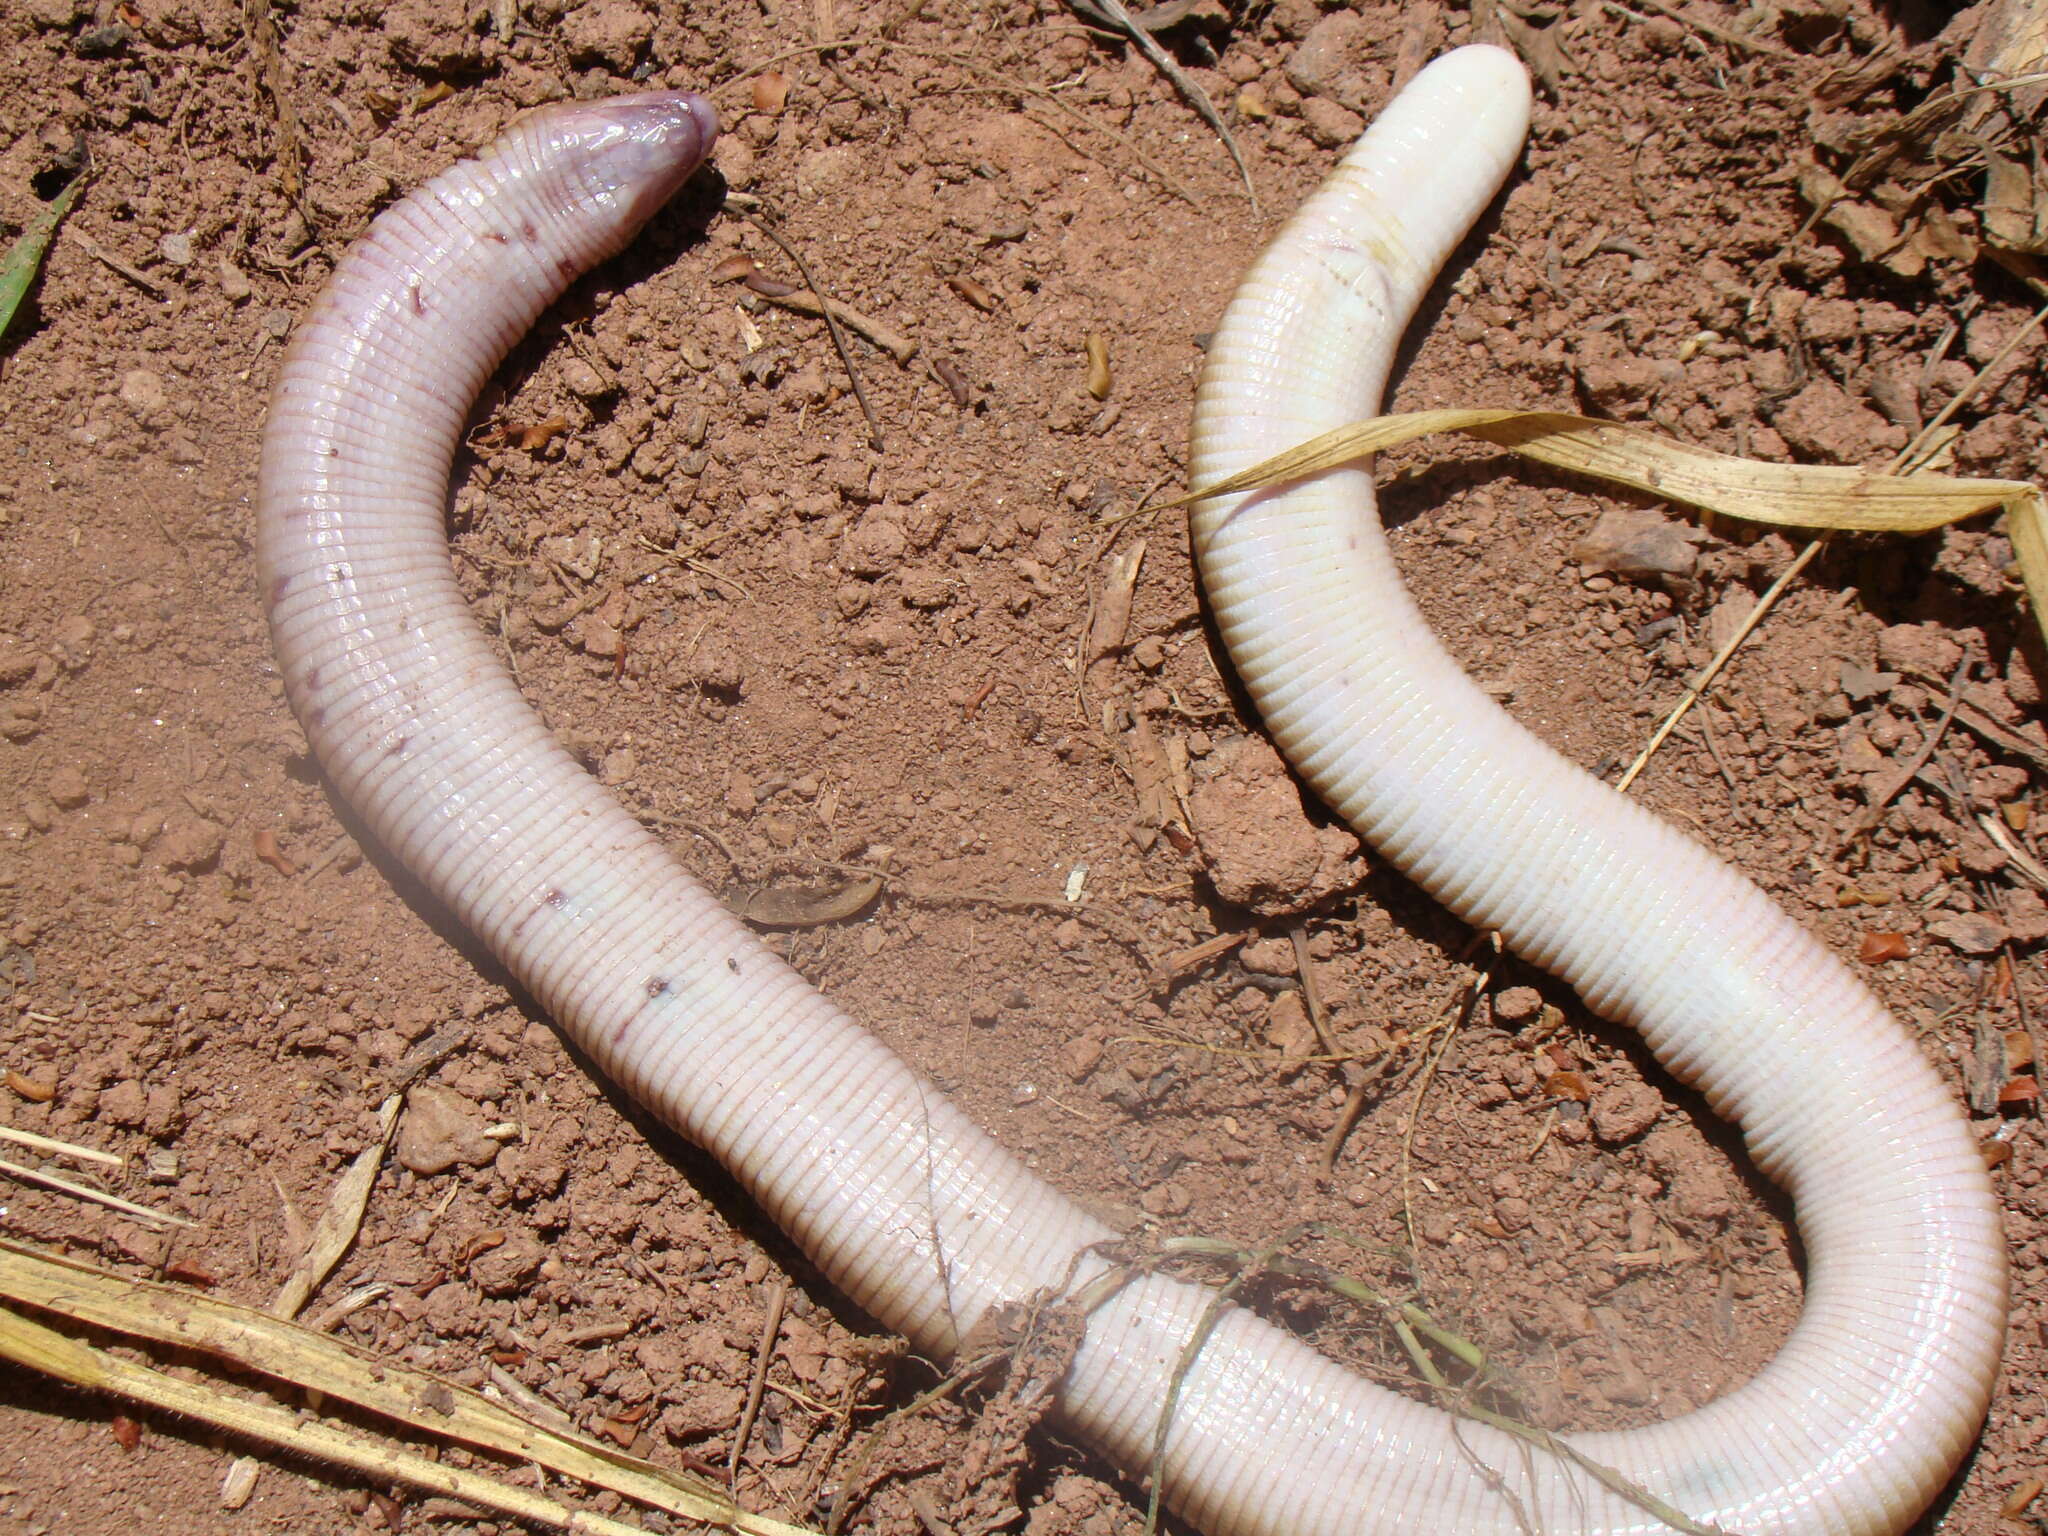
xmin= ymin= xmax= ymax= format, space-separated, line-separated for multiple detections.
xmin=1572 ymin=508 xmax=1702 ymax=586
xmin=1084 ymin=538 xmax=1146 ymax=693
xmin=1496 ymin=9 xmax=1573 ymax=96
xmin=1797 ymin=164 xmax=1914 ymax=271
xmin=253 ymin=827 xmax=297 ymax=876
xmin=477 ymin=416 xmax=568 ymax=453
xmin=1084 ymin=333 xmax=1111 ymax=400
xmin=735 ymin=870 xmax=884 ymax=928
xmin=1859 ymin=931 xmax=1912 ymax=963
xmin=1542 ymin=1070 xmax=1591 ymax=1103
xmin=1985 ymin=146 xmax=2048 ymax=255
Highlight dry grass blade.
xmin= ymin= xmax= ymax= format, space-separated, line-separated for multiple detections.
xmin=1614 ymin=296 xmax=2048 ymax=786
xmin=721 ymin=39 xmax=1199 ymax=206
xmin=1174 ymin=408 xmax=2033 ymax=533
xmin=0 ymin=1237 xmax=818 ymax=1536
xmin=1613 ymin=538 xmax=1823 ymax=793
xmin=754 ymin=286 xmax=916 ymax=365
xmin=0 ymin=1123 xmax=123 ymax=1167
xmin=273 ymin=1091 xmax=400 ymax=1317
xmin=0 ymin=1299 xmax=655 ymax=1535
xmin=1625 ymin=0 xmax=1802 ymax=59
xmin=1152 ymin=1227 xmax=1717 ymax=1535
xmin=729 ymin=1278 xmax=787 ymax=1484
xmin=0 ymin=1152 xmax=190 ymax=1227
xmin=1170 ymin=406 xmax=2048 ymax=647
xmin=2007 ymin=492 xmax=2048 ymax=645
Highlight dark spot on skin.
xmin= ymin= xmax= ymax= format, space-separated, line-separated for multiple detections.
xmin=302 ymin=666 xmax=321 ymax=690
xmin=726 ymin=956 xmax=740 ymax=973
xmin=270 ymin=574 xmax=291 ymax=605
xmin=483 ymin=231 xmax=509 ymax=245
xmin=386 ymin=736 xmax=409 ymax=756
xmin=306 ymin=705 xmax=327 ymax=727
xmin=521 ymin=220 xmax=538 ymax=241
xmin=613 ymin=1016 xmax=633 ymax=1044
xmin=515 ymin=886 xmax=570 ymax=939
xmin=409 ymin=280 xmax=427 ymax=317
xmin=645 ymin=976 xmax=669 ymax=999
xmin=555 ymin=256 xmax=579 ymax=282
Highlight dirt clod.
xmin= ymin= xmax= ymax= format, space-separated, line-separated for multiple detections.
xmin=396 ymin=1085 xmax=500 ymax=1175
xmin=1589 ymin=1080 xmax=1663 ymax=1145
xmin=1189 ymin=736 xmax=1367 ymax=914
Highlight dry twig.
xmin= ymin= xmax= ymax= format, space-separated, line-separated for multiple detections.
xmin=1074 ymin=0 xmax=1256 ymax=210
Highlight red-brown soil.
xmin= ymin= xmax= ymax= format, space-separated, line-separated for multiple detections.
xmin=1 ymin=1 xmax=2045 ymax=1533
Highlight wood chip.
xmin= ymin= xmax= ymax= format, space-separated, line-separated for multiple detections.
xmin=219 ymin=1455 xmax=260 ymax=1510
xmin=2002 ymin=1475 xmax=2044 ymax=1519
xmin=252 ymin=827 xmax=296 ymax=876
xmin=752 ymin=71 xmax=790 ymax=115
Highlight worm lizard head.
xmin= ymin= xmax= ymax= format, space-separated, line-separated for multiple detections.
xmin=523 ymin=90 xmax=721 ymax=256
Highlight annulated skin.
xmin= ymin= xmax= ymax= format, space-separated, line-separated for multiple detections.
xmin=255 ymin=56 xmax=2002 ymax=1536
xmin=1189 ymin=42 xmax=2006 ymax=1536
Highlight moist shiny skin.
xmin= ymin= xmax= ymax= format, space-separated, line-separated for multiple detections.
xmin=257 ymin=62 xmax=2004 ymax=1536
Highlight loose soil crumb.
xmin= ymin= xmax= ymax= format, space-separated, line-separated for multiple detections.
xmin=0 ymin=1 xmax=2044 ymax=1533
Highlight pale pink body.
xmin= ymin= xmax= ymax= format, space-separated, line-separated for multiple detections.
xmin=257 ymin=52 xmax=2003 ymax=1536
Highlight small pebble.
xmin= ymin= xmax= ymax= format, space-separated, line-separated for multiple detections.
xmin=1493 ymin=985 xmax=1541 ymax=1023
xmin=119 ymin=369 xmax=167 ymax=415
xmin=216 ymin=257 xmax=252 ymax=302
xmin=1928 ymin=912 xmax=2008 ymax=955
